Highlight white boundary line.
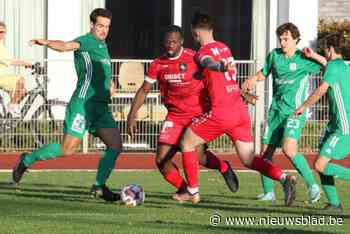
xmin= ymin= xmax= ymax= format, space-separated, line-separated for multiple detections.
xmin=0 ymin=169 xmax=299 ymax=173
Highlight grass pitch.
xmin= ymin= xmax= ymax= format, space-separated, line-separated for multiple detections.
xmin=0 ymin=171 xmax=348 ymax=234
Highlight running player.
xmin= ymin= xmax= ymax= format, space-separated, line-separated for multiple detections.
xmin=127 ymin=25 xmax=238 ymax=196
xmin=174 ymin=12 xmax=297 ymax=206
xmin=242 ymin=23 xmax=326 ymax=203
xmin=12 ymin=8 xmax=120 ymax=201
xmin=294 ymin=33 xmax=350 ymax=211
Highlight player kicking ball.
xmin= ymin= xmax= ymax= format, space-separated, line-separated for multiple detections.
xmin=12 ymin=8 xmax=120 ymax=202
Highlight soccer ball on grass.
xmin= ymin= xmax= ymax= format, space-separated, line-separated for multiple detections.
xmin=120 ymin=184 xmax=145 ymax=207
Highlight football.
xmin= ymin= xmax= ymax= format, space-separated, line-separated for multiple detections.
xmin=120 ymin=184 xmax=145 ymax=207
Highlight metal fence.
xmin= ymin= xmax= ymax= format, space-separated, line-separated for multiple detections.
xmin=0 ymin=59 xmax=339 ymax=153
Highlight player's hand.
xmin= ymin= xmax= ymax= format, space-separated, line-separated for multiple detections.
xmin=242 ymin=76 xmax=257 ymax=93
xmin=225 ymin=62 xmax=235 ymax=71
xmin=24 ymin=62 xmax=33 ymax=69
xmin=302 ymin=47 xmax=316 ymax=58
xmin=293 ymin=106 xmax=306 ymax=118
xmin=241 ymin=91 xmax=258 ymax=105
xmin=30 ymin=39 xmax=49 ymax=46
xmin=110 ymin=80 xmax=117 ymax=98
xmin=127 ymin=116 xmax=137 ymax=138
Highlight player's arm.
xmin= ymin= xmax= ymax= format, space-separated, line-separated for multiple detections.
xmin=242 ymin=71 xmax=266 ymax=93
xmin=30 ymin=39 xmax=80 ymax=52
xmin=198 ymin=56 xmax=228 ymax=72
xmin=127 ymin=81 xmax=153 ymax=137
xmin=110 ymin=79 xmax=117 ymax=98
xmin=303 ymin=47 xmax=327 ymax=66
xmin=293 ymin=81 xmax=329 ymax=117
xmin=8 ymin=59 xmax=32 ymax=68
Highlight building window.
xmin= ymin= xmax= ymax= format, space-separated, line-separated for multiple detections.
xmin=106 ymin=0 xmax=172 ymax=59
xmin=182 ymin=0 xmax=252 ymax=59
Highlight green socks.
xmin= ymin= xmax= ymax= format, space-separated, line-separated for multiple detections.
xmin=319 ymin=173 xmax=340 ymax=206
xmin=261 ymin=175 xmax=274 ymax=193
xmin=291 ymin=153 xmax=317 ymax=188
xmin=95 ymin=148 xmax=121 ymax=186
xmin=323 ymin=163 xmax=350 ymax=180
xmin=23 ymin=143 xmax=62 ymax=167
xmin=260 ymin=153 xmax=316 ymax=193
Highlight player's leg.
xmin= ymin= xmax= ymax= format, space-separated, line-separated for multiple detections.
xmin=174 ymin=115 xmax=225 ymax=203
xmin=156 ymin=143 xmax=187 ymax=193
xmin=282 ymin=116 xmax=320 ymax=203
xmin=94 ymin=127 xmax=122 ymax=187
xmin=258 ymin=110 xmax=283 ymax=200
xmin=175 ymin=127 xmax=206 ymax=203
xmin=257 ymin=144 xmax=277 ymax=201
xmin=0 ymin=75 xmax=26 ymax=117
xmin=156 ymin=119 xmax=188 ymax=192
xmin=12 ymin=98 xmax=86 ymax=184
xmin=315 ymin=132 xmax=350 ymax=210
xmin=12 ymin=76 xmax=26 ymax=104
xmin=228 ymin=117 xmax=297 ymax=206
xmin=197 ymin=145 xmax=239 ymax=193
xmin=12 ymin=133 xmax=81 ymax=184
xmin=92 ymin=127 xmax=122 ymax=201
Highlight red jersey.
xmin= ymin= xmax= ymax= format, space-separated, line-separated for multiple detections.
xmin=196 ymin=41 xmax=241 ymax=116
xmin=146 ymin=48 xmax=206 ymax=118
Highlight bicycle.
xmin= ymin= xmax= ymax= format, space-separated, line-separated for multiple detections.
xmin=0 ymin=62 xmax=68 ymax=149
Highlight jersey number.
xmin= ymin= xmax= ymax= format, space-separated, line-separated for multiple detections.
xmin=221 ymin=57 xmax=236 ymax=81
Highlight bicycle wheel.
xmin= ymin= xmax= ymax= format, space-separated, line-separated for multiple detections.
xmin=31 ymin=100 xmax=67 ymax=146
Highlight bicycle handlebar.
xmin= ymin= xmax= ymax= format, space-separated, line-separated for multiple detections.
xmin=31 ymin=62 xmax=46 ymax=75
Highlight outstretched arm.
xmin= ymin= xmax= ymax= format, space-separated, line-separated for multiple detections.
xmin=30 ymin=39 xmax=80 ymax=52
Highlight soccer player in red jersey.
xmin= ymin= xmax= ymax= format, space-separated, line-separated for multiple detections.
xmin=127 ymin=25 xmax=238 ymax=198
xmin=174 ymin=12 xmax=297 ymax=206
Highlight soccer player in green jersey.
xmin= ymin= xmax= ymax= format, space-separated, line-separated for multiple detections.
xmin=294 ymin=33 xmax=350 ymax=211
xmin=242 ymin=23 xmax=327 ymax=203
xmin=12 ymin=8 xmax=121 ymax=201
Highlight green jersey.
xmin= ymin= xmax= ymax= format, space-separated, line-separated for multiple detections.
xmin=323 ymin=58 xmax=350 ymax=135
xmin=262 ymin=48 xmax=321 ymax=114
xmin=72 ymin=33 xmax=112 ymax=102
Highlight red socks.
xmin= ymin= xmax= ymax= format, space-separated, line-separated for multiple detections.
xmin=163 ymin=163 xmax=186 ymax=190
xmin=250 ymin=156 xmax=283 ymax=181
xmin=182 ymin=150 xmax=199 ymax=188
xmin=205 ymin=150 xmax=228 ymax=173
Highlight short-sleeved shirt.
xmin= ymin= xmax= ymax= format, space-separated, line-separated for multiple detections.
xmin=195 ymin=41 xmax=241 ymax=116
xmin=146 ymin=48 xmax=206 ymax=119
xmin=262 ymin=48 xmax=322 ymax=115
xmin=72 ymin=33 xmax=112 ymax=103
xmin=0 ymin=42 xmax=14 ymax=76
xmin=322 ymin=58 xmax=350 ymax=135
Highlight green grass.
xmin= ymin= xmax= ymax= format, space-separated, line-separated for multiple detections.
xmin=0 ymin=171 xmax=349 ymax=234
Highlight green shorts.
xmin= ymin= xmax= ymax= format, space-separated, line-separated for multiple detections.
xmin=64 ymin=99 xmax=118 ymax=139
xmin=261 ymin=109 xmax=306 ymax=147
xmin=319 ymin=128 xmax=350 ymax=160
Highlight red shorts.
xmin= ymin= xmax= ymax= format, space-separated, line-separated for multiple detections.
xmin=158 ymin=114 xmax=198 ymax=145
xmin=190 ymin=109 xmax=253 ymax=143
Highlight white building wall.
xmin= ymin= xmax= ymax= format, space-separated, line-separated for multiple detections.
xmin=46 ymin=0 xmax=80 ymax=104
xmin=269 ymin=0 xmax=319 ymax=50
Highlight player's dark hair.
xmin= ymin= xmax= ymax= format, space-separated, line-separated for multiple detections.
xmin=191 ymin=12 xmax=214 ymax=30
xmin=164 ymin=25 xmax=184 ymax=38
xmin=90 ymin=8 xmax=112 ymax=24
xmin=320 ymin=32 xmax=344 ymax=54
xmin=276 ymin=22 xmax=300 ymax=43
